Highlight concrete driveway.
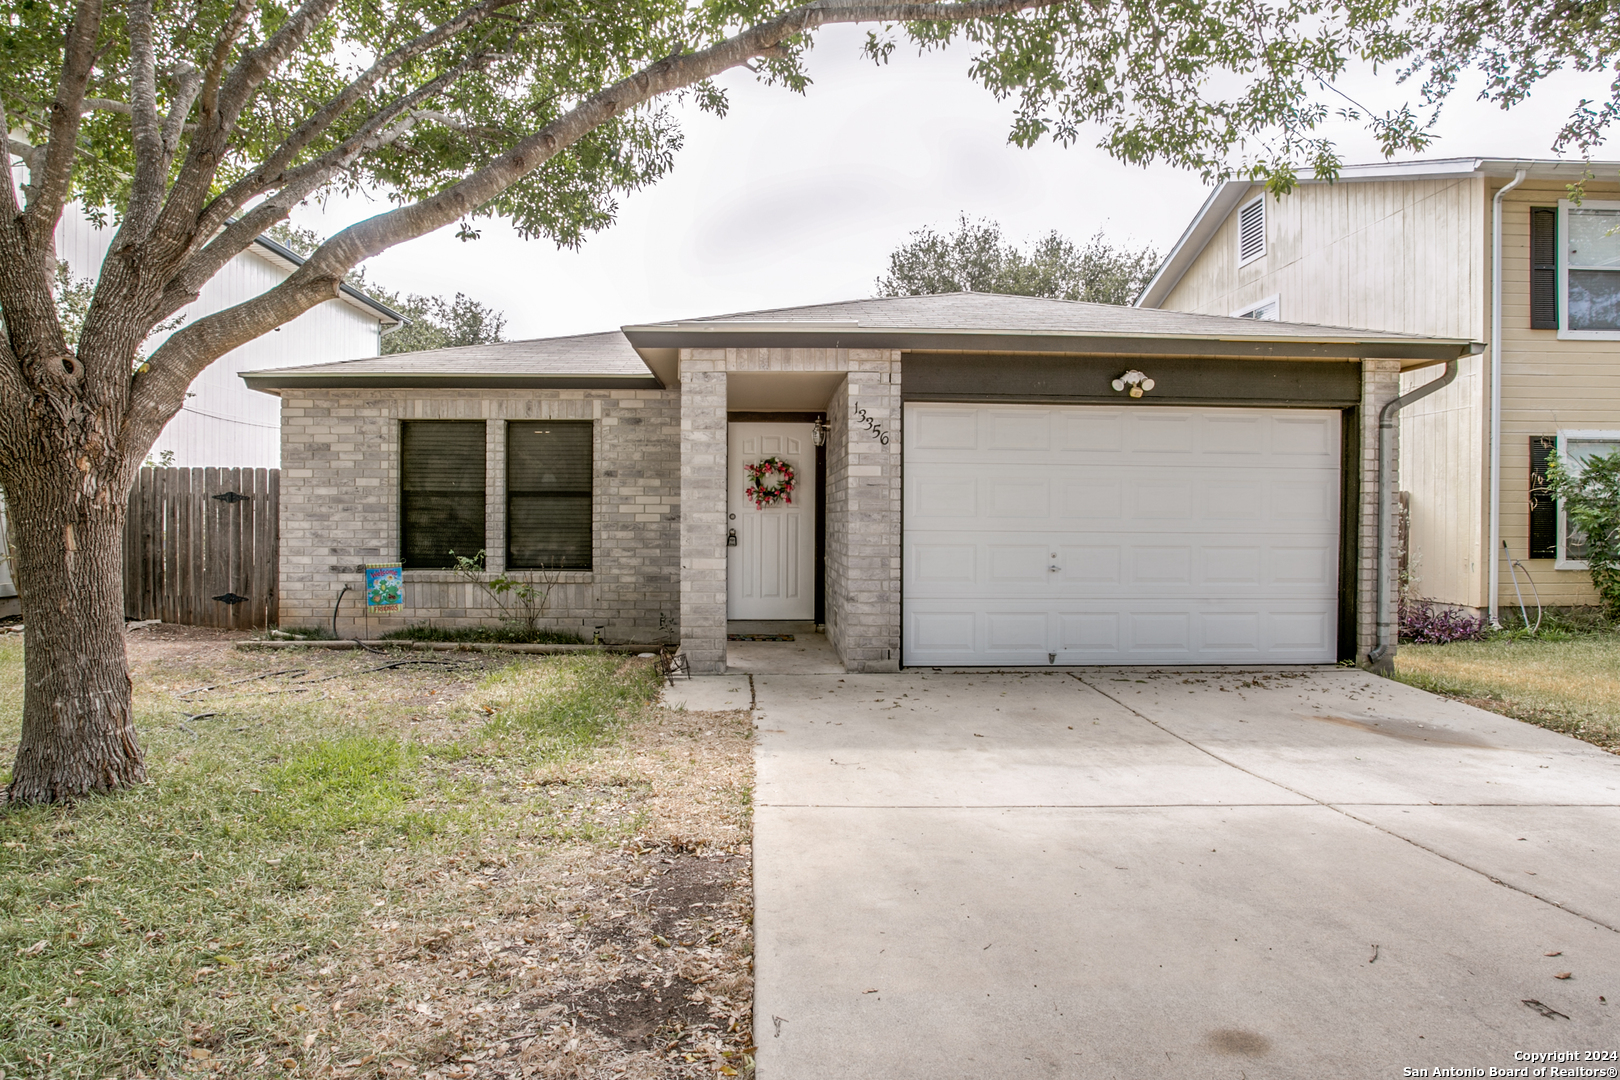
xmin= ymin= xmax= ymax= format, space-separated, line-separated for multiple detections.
xmin=676 ymin=667 xmax=1620 ymax=1079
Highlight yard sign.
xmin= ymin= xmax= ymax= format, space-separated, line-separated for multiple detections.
xmin=365 ymin=563 xmax=404 ymax=612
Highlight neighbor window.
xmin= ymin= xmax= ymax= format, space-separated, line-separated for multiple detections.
xmin=1558 ymin=200 xmax=1620 ymax=338
xmin=507 ymin=421 xmax=592 ymax=570
xmin=1237 ymin=196 xmax=1266 ymax=265
xmin=401 ymin=421 xmax=486 ymax=569
xmin=1554 ymin=430 xmax=1620 ymax=569
xmin=1232 ymin=294 xmax=1280 ymax=320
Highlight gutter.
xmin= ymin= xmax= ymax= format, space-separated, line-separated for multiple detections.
xmin=1368 ymin=358 xmax=1460 ymax=673
xmin=1487 ymin=168 xmax=1530 ymax=627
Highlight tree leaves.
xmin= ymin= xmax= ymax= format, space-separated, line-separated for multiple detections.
xmin=875 ymin=215 xmax=1159 ymax=306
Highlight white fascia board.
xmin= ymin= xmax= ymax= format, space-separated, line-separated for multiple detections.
xmin=1134 ymin=181 xmax=1253 ymax=309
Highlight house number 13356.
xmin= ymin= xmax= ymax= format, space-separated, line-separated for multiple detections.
xmin=853 ymin=405 xmax=890 ymax=446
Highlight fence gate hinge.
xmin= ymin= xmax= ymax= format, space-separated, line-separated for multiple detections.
xmin=212 ymin=592 xmax=249 ymax=605
xmin=212 ymin=491 xmax=251 ymax=503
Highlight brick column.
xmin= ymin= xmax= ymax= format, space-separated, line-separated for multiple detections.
xmin=1358 ymin=359 xmax=1402 ymax=667
xmin=679 ymin=355 xmax=728 ymax=673
xmin=827 ymin=351 xmax=902 ymax=673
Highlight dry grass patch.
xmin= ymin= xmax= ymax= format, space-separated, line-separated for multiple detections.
xmin=1393 ymin=634 xmax=1620 ymax=752
xmin=0 ymin=634 xmax=755 ymax=1079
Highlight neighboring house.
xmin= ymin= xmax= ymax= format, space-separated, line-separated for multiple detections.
xmin=1136 ymin=157 xmax=1620 ymax=616
xmin=56 ymin=205 xmax=404 ymax=468
xmin=243 ymin=293 xmax=1473 ymax=671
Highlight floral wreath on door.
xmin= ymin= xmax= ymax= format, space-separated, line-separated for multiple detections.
xmin=744 ymin=457 xmax=796 ymax=508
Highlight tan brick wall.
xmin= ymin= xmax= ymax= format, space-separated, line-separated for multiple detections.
xmin=678 ymin=364 xmax=729 ymax=673
xmin=279 ymin=389 xmax=679 ymax=643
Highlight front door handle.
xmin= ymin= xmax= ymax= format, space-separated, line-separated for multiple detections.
xmin=1048 ymin=565 xmax=1061 ymax=573
xmin=727 ymin=528 xmax=739 ymax=548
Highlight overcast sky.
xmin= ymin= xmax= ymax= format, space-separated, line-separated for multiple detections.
xmin=295 ymin=26 xmax=1617 ymax=341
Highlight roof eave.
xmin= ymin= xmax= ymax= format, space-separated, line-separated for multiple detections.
xmin=622 ymin=323 xmax=1477 ymax=372
xmin=1134 ymin=180 xmax=1253 ymax=309
xmin=241 ymin=371 xmax=661 ymax=394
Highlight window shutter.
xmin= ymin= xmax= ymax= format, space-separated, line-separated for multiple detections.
xmin=1528 ymin=435 xmax=1557 ymax=559
xmin=1530 ymin=207 xmax=1558 ymax=330
xmin=401 ymin=421 xmax=486 ymax=569
xmin=507 ymin=421 xmax=592 ymax=570
xmin=1238 ymin=198 xmax=1266 ymax=264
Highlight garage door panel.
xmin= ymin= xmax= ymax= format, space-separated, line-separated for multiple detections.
xmin=1057 ymin=411 xmax=1124 ymax=452
xmin=911 ymin=407 xmax=980 ymax=450
xmin=986 ymin=409 xmax=1052 ymax=450
xmin=904 ymin=404 xmax=1341 ymax=666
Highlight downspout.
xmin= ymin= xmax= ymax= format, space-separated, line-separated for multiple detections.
xmin=1487 ymin=168 xmax=1529 ymax=627
xmin=1368 ymin=358 xmax=1460 ymax=672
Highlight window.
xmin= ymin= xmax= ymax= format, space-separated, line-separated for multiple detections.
xmin=1554 ymin=430 xmax=1620 ymax=569
xmin=507 ymin=421 xmax=592 ymax=570
xmin=1558 ymin=199 xmax=1620 ymax=338
xmin=1237 ymin=196 xmax=1266 ymax=265
xmin=1530 ymin=208 xmax=1558 ymax=329
xmin=401 ymin=421 xmax=486 ymax=569
xmin=1232 ymin=294 xmax=1280 ymax=320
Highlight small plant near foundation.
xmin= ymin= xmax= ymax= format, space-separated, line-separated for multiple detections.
xmin=379 ymin=624 xmax=584 ymax=645
xmin=448 ymin=549 xmax=564 ymax=634
xmin=1398 ymin=600 xmax=1486 ymax=645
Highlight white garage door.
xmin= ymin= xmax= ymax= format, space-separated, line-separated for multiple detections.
xmin=903 ymin=403 xmax=1342 ymax=666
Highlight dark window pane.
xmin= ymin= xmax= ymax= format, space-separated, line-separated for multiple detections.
xmin=508 ymin=494 xmax=592 ymax=569
xmin=401 ymin=421 xmax=485 ymax=568
xmin=1568 ymin=269 xmax=1620 ymax=331
xmin=507 ymin=421 xmax=591 ymax=569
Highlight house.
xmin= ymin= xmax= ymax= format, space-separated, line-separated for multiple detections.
xmin=244 ymin=293 xmax=1475 ymax=671
xmin=56 ymin=205 xmax=405 ymax=468
xmin=1136 ymin=157 xmax=1620 ymax=618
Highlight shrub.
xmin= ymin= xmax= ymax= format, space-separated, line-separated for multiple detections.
xmin=1546 ymin=449 xmax=1620 ymax=620
xmin=1400 ymin=600 xmax=1486 ymax=645
xmin=379 ymin=624 xmax=585 ymax=645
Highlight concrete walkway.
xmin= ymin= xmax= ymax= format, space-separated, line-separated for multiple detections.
xmin=702 ymin=668 xmax=1620 ymax=1079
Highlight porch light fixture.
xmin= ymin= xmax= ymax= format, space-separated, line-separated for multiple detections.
xmin=1111 ymin=370 xmax=1155 ymax=398
xmin=811 ymin=419 xmax=828 ymax=446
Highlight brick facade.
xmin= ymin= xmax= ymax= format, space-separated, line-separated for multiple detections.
xmin=278 ymin=389 xmax=679 ymax=642
xmin=275 ymin=350 xmax=1393 ymax=672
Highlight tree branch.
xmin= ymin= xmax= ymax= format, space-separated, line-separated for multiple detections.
xmin=160 ymin=64 xmax=204 ymax=157
xmin=127 ymin=0 xmax=1053 ymax=453
xmin=189 ymin=0 xmax=522 ymax=248
xmin=124 ymin=0 xmax=168 ymax=231
xmin=24 ymin=0 xmax=103 ymax=244
xmin=197 ymin=0 xmax=256 ymax=122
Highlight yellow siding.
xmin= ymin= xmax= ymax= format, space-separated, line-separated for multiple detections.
xmin=1162 ymin=178 xmax=1489 ymax=608
xmin=1493 ymin=178 xmax=1620 ymax=608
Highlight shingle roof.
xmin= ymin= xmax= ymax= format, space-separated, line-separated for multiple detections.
xmin=656 ymin=291 xmax=1427 ymax=342
xmin=240 ymin=330 xmax=656 ymax=391
xmin=244 ymin=291 xmax=1479 ymax=394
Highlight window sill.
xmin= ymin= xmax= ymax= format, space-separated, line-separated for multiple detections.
xmin=1555 ymin=329 xmax=1620 ymax=341
xmin=403 ymin=569 xmax=594 ymax=584
xmin=1554 ymin=559 xmax=1590 ymax=572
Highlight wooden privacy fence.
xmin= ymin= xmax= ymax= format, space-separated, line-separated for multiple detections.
xmin=124 ymin=467 xmax=279 ymax=628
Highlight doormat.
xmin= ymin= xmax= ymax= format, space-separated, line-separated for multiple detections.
xmin=727 ymin=634 xmax=795 ymax=642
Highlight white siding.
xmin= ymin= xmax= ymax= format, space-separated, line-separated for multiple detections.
xmin=56 ymin=206 xmax=382 ymax=468
xmin=1157 ymin=172 xmax=1620 ymax=612
xmin=1161 ymin=177 xmax=1489 ymax=608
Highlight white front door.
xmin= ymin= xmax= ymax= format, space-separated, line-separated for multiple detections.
xmin=903 ymin=403 xmax=1342 ymax=666
xmin=728 ymin=422 xmax=816 ymax=620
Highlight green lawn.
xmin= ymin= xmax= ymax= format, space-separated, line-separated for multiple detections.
xmin=1393 ymin=634 xmax=1620 ymax=751
xmin=0 ymin=639 xmax=664 ymax=1077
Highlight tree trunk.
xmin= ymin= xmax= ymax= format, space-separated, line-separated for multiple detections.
xmin=3 ymin=470 xmax=143 ymax=804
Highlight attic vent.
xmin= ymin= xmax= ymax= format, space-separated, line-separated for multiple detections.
xmin=1238 ymin=196 xmax=1266 ymax=265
